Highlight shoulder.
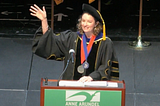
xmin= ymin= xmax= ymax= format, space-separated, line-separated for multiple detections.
xmin=98 ymin=36 xmax=113 ymax=44
xmin=104 ymin=37 xmax=113 ymax=43
xmin=60 ymin=30 xmax=78 ymax=35
xmin=99 ymin=37 xmax=114 ymax=48
xmin=55 ymin=30 xmax=78 ymax=42
xmin=55 ymin=30 xmax=78 ymax=38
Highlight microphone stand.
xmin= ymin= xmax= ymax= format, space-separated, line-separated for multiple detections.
xmin=57 ymin=57 xmax=71 ymax=86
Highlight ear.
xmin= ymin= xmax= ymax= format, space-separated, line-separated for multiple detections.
xmin=95 ymin=21 xmax=99 ymax=27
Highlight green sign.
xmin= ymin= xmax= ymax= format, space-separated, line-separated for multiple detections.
xmin=44 ymin=89 xmax=122 ymax=106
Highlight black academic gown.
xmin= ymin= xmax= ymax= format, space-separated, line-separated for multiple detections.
xmin=32 ymin=27 xmax=119 ymax=81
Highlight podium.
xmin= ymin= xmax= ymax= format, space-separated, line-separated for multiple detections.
xmin=40 ymin=78 xmax=126 ymax=106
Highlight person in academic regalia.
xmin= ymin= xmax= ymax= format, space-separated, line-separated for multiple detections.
xmin=29 ymin=3 xmax=119 ymax=82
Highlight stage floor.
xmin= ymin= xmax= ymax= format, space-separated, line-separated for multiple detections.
xmin=0 ymin=37 xmax=160 ymax=106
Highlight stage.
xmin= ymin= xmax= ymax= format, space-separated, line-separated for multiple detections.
xmin=0 ymin=0 xmax=160 ymax=106
xmin=0 ymin=38 xmax=160 ymax=106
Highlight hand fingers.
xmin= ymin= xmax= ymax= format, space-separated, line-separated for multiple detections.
xmin=30 ymin=4 xmax=43 ymax=13
xmin=30 ymin=6 xmax=38 ymax=12
xmin=42 ymin=6 xmax=46 ymax=12
xmin=78 ymin=76 xmax=86 ymax=82
xmin=85 ymin=78 xmax=92 ymax=82
xmin=29 ymin=8 xmax=37 ymax=14
xmin=78 ymin=76 xmax=92 ymax=82
xmin=34 ymin=4 xmax=41 ymax=10
xmin=30 ymin=13 xmax=37 ymax=17
xmin=86 ymin=78 xmax=91 ymax=82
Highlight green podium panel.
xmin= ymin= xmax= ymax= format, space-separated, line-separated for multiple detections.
xmin=44 ymin=89 xmax=122 ymax=106
xmin=40 ymin=79 xmax=125 ymax=106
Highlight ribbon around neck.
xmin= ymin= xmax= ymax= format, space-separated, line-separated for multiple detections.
xmin=81 ymin=34 xmax=96 ymax=64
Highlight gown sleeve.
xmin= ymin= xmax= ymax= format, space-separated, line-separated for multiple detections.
xmin=32 ymin=27 xmax=75 ymax=61
xmin=89 ymin=38 xmax=119 ymax=81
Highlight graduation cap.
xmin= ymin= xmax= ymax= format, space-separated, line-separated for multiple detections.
xmin=82 ymin=4 xmax=106 ymax=40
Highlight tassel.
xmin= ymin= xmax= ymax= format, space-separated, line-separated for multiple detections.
xmin=103 ymin=23 xmax=106 ymax=40
xmin=97 ymin=10 xmax=106 ymax=40
xmin=55 ymin=0 xmax=63 ymax=5
xmin=89 ymin=0 xmax=95 ymax=4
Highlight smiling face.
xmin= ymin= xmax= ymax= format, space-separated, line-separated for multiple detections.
xmin=81 ymin=13 xmax=97 ymax=37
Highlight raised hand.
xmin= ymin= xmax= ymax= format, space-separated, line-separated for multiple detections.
xmin=29 ymin=4 xmax=47 ymax=21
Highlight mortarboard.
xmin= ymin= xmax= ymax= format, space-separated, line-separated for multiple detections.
xmin=82 ymin=4 xmax=106 ymax=40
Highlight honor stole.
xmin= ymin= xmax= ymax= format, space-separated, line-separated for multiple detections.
xmin=81 ymin=34 xmax=96 ymax=65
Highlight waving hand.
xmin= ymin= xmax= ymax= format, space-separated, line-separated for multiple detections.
xmin=29 ymin=4 xmax=47 ymax=21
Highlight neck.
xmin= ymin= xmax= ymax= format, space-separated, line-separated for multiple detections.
xmin=85 ymin=32 xmax=93 ymax=39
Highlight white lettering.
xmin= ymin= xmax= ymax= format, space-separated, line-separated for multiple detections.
xmin=78 ymin=102 xmax=99 ymax=106
xmin=65 ymin=102 xmax=78 ymax=106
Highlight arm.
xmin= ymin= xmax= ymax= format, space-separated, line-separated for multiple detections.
xmin=29 ymin=4 xmax=48 ymax=34
xmin=30 ymin=4 xmax=66 ymax=60
xmin=32 ymin=28 xmax=76 ymax=60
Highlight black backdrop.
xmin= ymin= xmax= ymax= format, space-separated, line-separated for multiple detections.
xmin=0 ymin=0 xmax=160 ymax=37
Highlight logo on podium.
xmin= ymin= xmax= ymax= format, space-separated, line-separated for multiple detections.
xmin=65 ymin=90 xmax=100 ymax=106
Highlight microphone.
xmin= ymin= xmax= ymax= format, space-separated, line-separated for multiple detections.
xmin=57 ymin=49 xmax=75 ymax=86
xmin=69 ymin=49 xmax=75 ymax=64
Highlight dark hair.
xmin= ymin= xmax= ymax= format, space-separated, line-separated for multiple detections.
xmin=77 ymin=13 xmax=103 ymax=36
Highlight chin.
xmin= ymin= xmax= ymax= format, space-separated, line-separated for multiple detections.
xmin=83 ymin=30 xmax=90 ymax=33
